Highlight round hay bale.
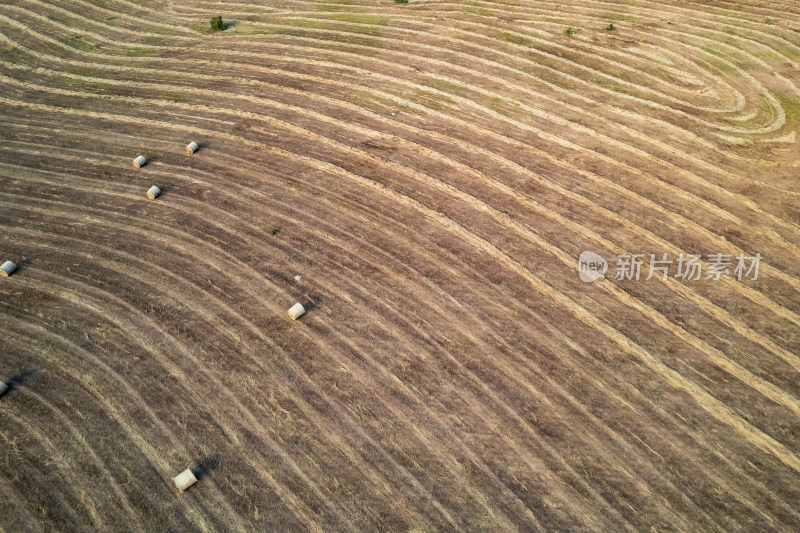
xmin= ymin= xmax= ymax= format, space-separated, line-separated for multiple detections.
xmin=133 ymin=155 xmax=147 ymax=168
xmin=146 ymin=186 xmax=161 ymax=200
xmin=186 ymin=142 xmax=199 ymax=155
xmin=0 ymin=381 xmax=7 ymax=396
xmin=0 ymin=261 xmax=17 ymax=277
xmin=287 ymin=302 xmax=305 ymax=320
xmin=173 ymin=468 xmax=198 ymax=492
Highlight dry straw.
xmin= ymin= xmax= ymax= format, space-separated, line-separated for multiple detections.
xmin=173 ymin=469 xmax=198 ymax=492
xmin=0 ymin=261 xmax=16 ymax=276
xmin=186 ymin=142 xmax=199 ymax=154
xmin=287 ymin=303 xmax=306 ymax=320
xmin=146 ymin=186 xmax=161 ymax=199
xmin=133 ymin=155 xmax=147 ymax=168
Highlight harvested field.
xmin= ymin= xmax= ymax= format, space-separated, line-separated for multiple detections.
xmin=1 ymin=0 xmax=799 ymax=530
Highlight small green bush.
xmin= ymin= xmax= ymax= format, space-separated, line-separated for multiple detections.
xmin=564 ymin=27 xmax=577 ymax=36
xmin=395 ymin=0 xmax=409 ymax=3
xmin=606 ymin=23 xmax=615 ymax=31
xmin=210 ymin=16 xmax=225 ymax=32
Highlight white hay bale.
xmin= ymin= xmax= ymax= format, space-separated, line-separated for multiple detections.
xmin=0 ymin=261 xmax=16 ymax=277
xmin=287 ymin=303 xmax=305 ymax=320
xmin=133 ymin=155 xmax=147 ymax=168
xmin=186 ymin=142 xmax=199 ymax=154
xmin=0 ymin=381 xmax=7 ymax=396
xmin=174 ymin=468 xmax=198 ymax=492
xmin=146 ymin=186 xmax=161 ymax=200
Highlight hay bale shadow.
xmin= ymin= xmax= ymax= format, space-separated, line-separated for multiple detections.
xmin=191 ymin=453 xmax=220 ymax=481
xmin=5 ymin=369 xmax=38 ymax=394
xmin=302 ymin=294 xmax=323 ymax=312
xmin=157 ymin=183 xmax=175 ymax=196
xmin=11 ymin=258 xmax=33 ymax=275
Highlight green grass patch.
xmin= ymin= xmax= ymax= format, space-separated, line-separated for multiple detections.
xmin=697 ymin=46 xmax=741 ymax=75
xmin=162 ymin=91 xmax=186 ymax=102
xmin=485 ymin=96 xmax=522 ymax=117
xmin=235 ymin=22 xmax=385 ymax=48
xmin=535 ymin=68 xmax=575 ymax=90
xmin=774 ymin=93 xmax=800 ymax=127
xmin=65 ymin=34 xmax=100 ymax=51
xmin=234 ymin=18 xmax=385 ymax=36
xmin=597 ymin=11 xmax=637 ymax=22
xmin=711 ymin=8 xmax=760 ymax=23
xmin=105 ymin=46 xmax=161 ymax=57
xmin=62 ymin=76 xmax=97 ymax=92
xmin=609 ymin=87 xmax=638 ymax=98
xmin=406 ymin=89 xmax=456 ymax=111
xmin=280 ymin=18 xmax=385 ymax=35
xmin=538 ymin=17 xmax=568 ymax=24
xmin=462 ymin=5 xmax=495 ymax=17
xmin=329 ymin=14 xmax=388 ymax=25
xmin=497 ymin=32 xmax=530 ymax=46
xmin=284 ymin=18 xmax=336 ymax=29
xmin=700 ymin=44 xmax=744 ymax=62
xmin=420 ymin=77 xmax=466 ymax=96
xmin=84 ymin=0 xmax=150 ymax=5
xmin=53 ymin=13 xmax=105 ymax=28
xmin=200 ymin=19 xmax=385 ymax=52
xmin=316 ymin=3 xmax=346 ymax=11
xmin=771 ymin=45 xmax=800 ymax=62
xmin=306 ymin=41 xmax=382 ymax=57
xmin=65 ymin=65 xmax=109 ymax=77
xmin=309 ymin=0 xmax=365 ymax=6
xmin=145 ymin=25 xmax=178 ymax=35
xmin=142 ymin=36 xmax=169 ymax=46
xmin=350 ymin=90 xmax=409 ymax=114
